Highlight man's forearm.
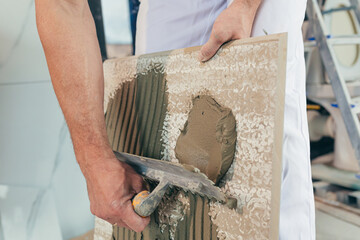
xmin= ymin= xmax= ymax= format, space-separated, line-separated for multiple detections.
xmin=36 ymin=0 xmax=112 ymax=173
xmin=36 ymin=2 xmax=151 ymax=230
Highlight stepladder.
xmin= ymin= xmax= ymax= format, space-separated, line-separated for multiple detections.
xmin=305 ymin=0 xmax=360 ymax=167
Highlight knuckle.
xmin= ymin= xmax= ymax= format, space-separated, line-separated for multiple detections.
xmin=95 ymin=211 xmax=106 ymax=220
xmin=201 ymin=46 xmax=213 ymax=57
xmin=92 ymin=208 xmax=105 ymax=219
xmin=214 ymin=34 xmax=225 ymax=44
xmin=110 ymin=200 xmax=122 ymax=213
xmin=135 ymin=175 xmax=145 ymax=186
xmin=110 ymin=202 xmax=128 ymax=219
xmin=212 ymin=27 xmax=224 ymax=43
xmin=134 ymin=219 xmax=150 ymax=232
xmin=133 ymin=224 xmax=145 ymax=233
xmin=119 ymin=164 xmax=127 ymax=174
xmin=97 ymin=213 xmax=106 ymax=220
xmin=232 ymin=31 xmax=243 ymax=39
xmin=131 ymin=171 xmax=141 ymax=180
xmin=90 ymin=205 xmax=97 ymax=215
xmin=212 ymin=22 xmax=221 ymax=33
xmin=111 ymin=207 xmax=123 ymax=217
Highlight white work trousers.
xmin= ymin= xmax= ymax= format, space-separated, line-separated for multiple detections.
xmin=135 ymin=0 xmax=316 ymax=239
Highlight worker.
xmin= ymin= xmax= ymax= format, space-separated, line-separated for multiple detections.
xmin=35 ymin=0 xmax=315 ymax=238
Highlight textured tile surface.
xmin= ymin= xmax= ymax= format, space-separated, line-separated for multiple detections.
xmin=102 ymin=34 xmax=287 ymax=239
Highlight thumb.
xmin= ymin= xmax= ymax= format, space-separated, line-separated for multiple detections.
xmin=121 ymin=200 xmax=150 ymax=232
xmin=198 ymin=34 xmax=224 ymax=62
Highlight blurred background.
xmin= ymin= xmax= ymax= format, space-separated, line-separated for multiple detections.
xmin=0 ymin=0 xmax=132 ymax=239
xmin=1 ymin=0 xmax=360 ymax=239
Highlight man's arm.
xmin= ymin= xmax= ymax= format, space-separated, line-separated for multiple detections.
xmin=35 ymin=0 xmax=149 ymax=232
xmin=199 ymin=0 xmax=262 ymax=62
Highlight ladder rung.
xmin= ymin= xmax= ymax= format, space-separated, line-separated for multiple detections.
xmin=322 ymin=6 xmax=356 ymax=15
xmin=330 ymin=102 xmax=360 ymax=116
xmin=304 ymin=35 xmax=360 ymax=50
xmin=352 ymin=106 xmax=360 ymax=115
xmin=353 ymin=96 xmax=360 ymax=103
xmin=329 ymin=35 xmax=360 ymax=45
xmin=306 ymin=82 xmax=360 ymax=100
xmin=352 ymin=96 xmax=360 ymax=114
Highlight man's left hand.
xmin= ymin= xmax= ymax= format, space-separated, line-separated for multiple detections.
xmin=199 ymin=0 xmax=262 ymax=62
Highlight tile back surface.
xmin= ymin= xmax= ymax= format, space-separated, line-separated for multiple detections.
xmin=103 ymin=34 xmax=287 ymax=239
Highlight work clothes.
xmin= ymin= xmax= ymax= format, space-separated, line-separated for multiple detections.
xmin=135 ymin=0 xmax=315 ymax=239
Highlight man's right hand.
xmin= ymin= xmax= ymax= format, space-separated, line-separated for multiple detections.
xmin=83 ymin=152 xmax=150 ymax=232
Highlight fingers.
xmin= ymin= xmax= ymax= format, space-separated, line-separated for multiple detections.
xmin=89 ymin=160 xmax=150 ymax=233
xmin=101 ymin=198 xmax=150 ymax=232
xmin=198 ymin=33 xmax=225 ymax=62
xmin=111 ymin=172 xmax=149 ymax=232
xmin=131 ymin=173 xmax=147 ymax=193
xmin=198 ymin=5 xmax=251 ymax=62
xmin=116 ymin=200 xmax=151 ymax=232
xmin=106 ymin=218 xmax=131 ymax=230
xmin=121 ymin=163 xmax=147 ymax=193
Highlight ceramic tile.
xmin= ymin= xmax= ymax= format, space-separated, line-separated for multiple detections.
xmin=0 ymin=0 xmax=32 ymax=61
xmin=0 ymin=0 xmax=50 ymax=84
xmin=0 ymin=185 xmax=39 ymax=240
xmin=103 ymin=34 xmax=287 ymax=239
xmin=0 ymin=82 xmax=93 ymax=238
xmin=0 ymin=83 xmax=64 ymax=187
xmin=50 ymin=129 xmax=94 ymax=239
xmin=0 ymin=185 xmax=62 ymax=240
xmin=29 ymin=189 xmax=62 ymax=240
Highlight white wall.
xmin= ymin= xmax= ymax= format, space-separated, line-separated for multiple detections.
xmin=0 ymin=0 xmax=95 ymax=239
xmin=102 ymin=0 xmax=132 ymax=44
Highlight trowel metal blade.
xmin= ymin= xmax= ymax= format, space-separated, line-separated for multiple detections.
xmin=114 ymin=151 xmax=225 ymax=202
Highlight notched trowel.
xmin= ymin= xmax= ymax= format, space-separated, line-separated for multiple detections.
xmin=114 ymin=151 xmax=225 ymax=217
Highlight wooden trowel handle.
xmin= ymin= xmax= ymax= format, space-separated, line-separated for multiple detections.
xmin=131 ymin=180 xmax=169 ymax=217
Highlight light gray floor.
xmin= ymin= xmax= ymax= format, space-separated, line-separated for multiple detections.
xmin=316 ymin=209 xmax=360 ymax=240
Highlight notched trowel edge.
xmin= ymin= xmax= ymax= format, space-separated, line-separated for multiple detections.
xmin=114 ymin=151 xmax=237 ymax=216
